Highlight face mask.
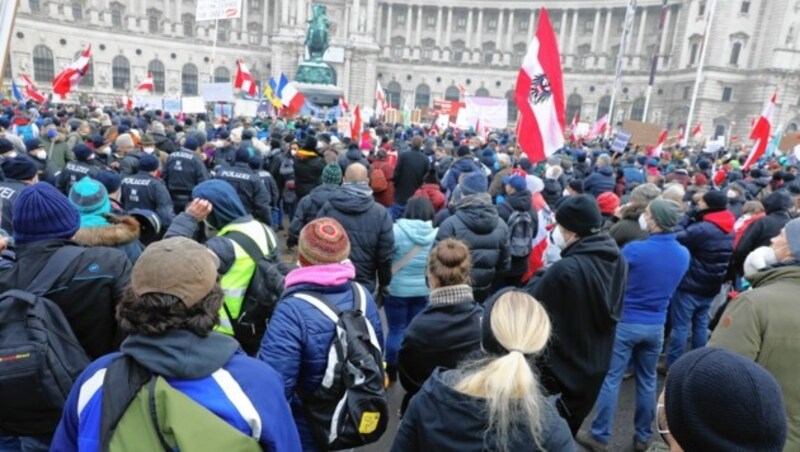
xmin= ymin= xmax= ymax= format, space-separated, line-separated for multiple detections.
xmin=6 ymin=152 xmax=16 ymax=158
xmin=552 ymin=226 xmax=571 ymax=250
xmin=33 ymin=150 xmax=47 ymax=160
xmin=143 ymin=147 xmax=155 ymax=154
xmin=100 ymin=146 xmax=111 ymax=155
xmin=46 ymin=129 xmax=57 ymax=139
xmin=727 ymin=189 xmax=738 ymax=199
xmin=744 ymin=246 xmax=777 ymax=276
xmin=639 ymin=214 xmax=649 ymax=232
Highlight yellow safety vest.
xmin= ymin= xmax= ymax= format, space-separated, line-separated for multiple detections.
xmin=215 ymin=219 xmax=276 ymax=336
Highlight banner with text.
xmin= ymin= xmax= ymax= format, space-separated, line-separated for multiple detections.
xmin=196 ymin=0 xmax=242 ymax=21
xmin=464 ymin=96 xmax=508 ymax=129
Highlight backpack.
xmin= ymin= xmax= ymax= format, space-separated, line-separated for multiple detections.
xmin=223 ymin=225 xmax=289 ymax=356
xmin=294 ymin=283 xmax=388 ymax=450
xmin=369 ymin=166 xmax=388 ymax=193
xmin=0 ymin=246 xmax=91 ymax=436
xmin=15 ymin=124 xmax=35 ymax=142
xmin=279 ymin=155 xmax=295 ymax=178
xmin=507 ymin=209 xmax=535 ymax=258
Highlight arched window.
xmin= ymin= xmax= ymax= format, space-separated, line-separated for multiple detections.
xmin=630 ymin=97 xmax=646 ymax=121
xmin=148 ymin=60 xmax=165 ymax=93
xmin=506 ymin=90 xmax=518 ymax=122
xmin=183 ymin=14 xmax=195 ymax=37
xmin=32 ymin=45 xmax=54 ymax=82
xmin=182 ymin=63 xmax=198 ymax=95
xmin=566 ymin=93 xmax=582 ymax=123
xmin=787 ymin=123 xmax=799 ymax=133
xmin=597 ymin=95 xmax=611 ymax=120
xmin=112 ymin=55 xmax=130 ymax=90
xmin=386 ymin=81 xmax=402 ymax=108
xmin=444 ymin=85 xmax=460 ymax=101
xmin=730 ymin=42 xmax=742 ymax=65
xmin=415 ymin=84 xmax=430 ymax=108
xmin=76 ymin=51 xmax=93 ymax=87
xmin=475 ymin=87 xmax=490 ymax=97
xmin=214 ymin=66 xmax=231 ymax=83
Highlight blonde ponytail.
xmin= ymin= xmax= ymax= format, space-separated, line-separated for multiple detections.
xmin=454 ymin=291 xmax=552 ymax=451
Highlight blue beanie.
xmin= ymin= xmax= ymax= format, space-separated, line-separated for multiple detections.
xmin=139 ymin=154 xmax=159 ymax=172
xmin=184 ymin=136 xmax=199 ymax=151
xmin=95 ymin=170 xmax=121 ymax=194
xmin=73 ymin=143 xmax=93 ymax=161
xmin=192 ymin=180 xmax=247 ymax=230
xmin=13 ymin=183 xmax=80 ymax=243
xmin=460 ymin=172 xmax=488 ymax=195
xmin=69 ymin=177 xmax=111 ymax=228
xmin=1 ymin=156 xmax=37 ymax=181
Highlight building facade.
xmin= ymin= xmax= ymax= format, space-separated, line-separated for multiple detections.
xmin=6 ymin=0 xmax=800 ymax=140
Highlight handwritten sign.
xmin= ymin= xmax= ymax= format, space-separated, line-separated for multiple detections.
xmin=201 ymin=82 xmax=234 ymax=103
xmin=196 ymin=0 xmax=242 ymax=21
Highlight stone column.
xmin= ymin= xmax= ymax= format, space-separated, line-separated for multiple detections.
xmin=445 ymin=7 xmax=453 ymax=48
xmin=296 ymin=0 xmax=306 ymax=30
xmin=475 ymin=8 xmax=483 ymax=49
xmin=558 ymin=10 xmax=568 ymax=51
xmin=175 ymin=0 xmax=181 ymax=21
xmin=569 ymin=8 xmax=579 ymax=54
xmin=495 ymin=10 xmax=503 ymax=49
xmin=416 ymin=5 xmax=423 ymax=46
xmin=262 ymin=0 xmax=269 ymax=37
xmin=384 ymin=4 xmax=393 ymax=44
xmin=506 ymin=9 xmax=515 ymax=51
xmin=466 ymin=8 xmax=473 ymax=49
xmin=599 ymin=8 xmax=613 ymax=68
xmin=590 ymin=9 xmax=601 ymax=52
xmin=351 ymin=0 xmax=360 ymax=33
xmin=635 ymin=7 xmax=648 ymax=55
xmin=281 ymin=0 xmax=289 ymax=27
xmin=527 ymin=9 xmax=536 ymax=43
xmin=659 ymin=6 xmax=672 ymax=66
xmin=435 ymin=6 xmax=443 ymax=47
xmin=405 ymin=5 xmax=413 ymax=50
xmin=367 ymin=0 xmax=376 ymax=34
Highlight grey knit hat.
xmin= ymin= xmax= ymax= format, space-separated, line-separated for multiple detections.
xmin=784 ymin=218 xmax=800 ymax=260
xmin=649 ymin=199 xmax=683 ymax=231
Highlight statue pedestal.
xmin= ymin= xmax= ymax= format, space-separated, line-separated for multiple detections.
xmin=296 ymin=61 xmax=337 ymax=85
xmin=295 ymin=82 xmax=343 ymax=107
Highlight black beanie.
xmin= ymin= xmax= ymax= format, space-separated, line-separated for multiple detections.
xmin=666 ymin=348 xmax=787 ymax=452
xmin=555 ymin=194 xmax=602 ymax=236
xmin=480 ymin=288 xmax=515 ymax=356
xmin=702 ymin=190 xmax=728 ymax=212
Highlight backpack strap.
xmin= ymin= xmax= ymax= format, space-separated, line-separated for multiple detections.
xmin=148 ymin=377 xmax=175 ymax=452
xmin=391 ymin=245 xmax=423 ymax=275
xmin=100 ymin=356 xmax=152 ymax=451
xmin=351 ymin=282 xmax=382 ymax=352
xmin=26 ymin=246 xmax=86 ymax=297
xmin=294 ymin=292 xmax=341 ymax=323
xmin=224 ymin=224 xmax=276 ymax=261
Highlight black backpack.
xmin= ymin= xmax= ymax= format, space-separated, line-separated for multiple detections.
xmin=0 ymin=246 xmax=91 ymax=436
xmin=224 ymin=225 xmax=289 ymax=356
xmin=507 ymin=209 xmax=535 ymax=258
xmin=295 ymin=283 xmax=388 ymax=450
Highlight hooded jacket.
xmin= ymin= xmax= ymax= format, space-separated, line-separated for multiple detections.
xmin=609 ymin=203 xmax=649 ymax=248
xmin=525 ymin=232 xmax=627 ymax=429
xmin=389 ymin=219 xmax=437 ymax=297
xmin=709 ymin=263 xmax=800 ymax=451
xmin=441 ymin=157 xmax=479 ymax=196
xmin=370 ymin=159 xmax=395 ymax=208
xmin=259 ymin=262 xmax=383 ymax=452
xmin=293 ymin=151 xmax=326 ymax=201
xmin=732 ymin=192 xmax=793 ymax=274
xmin=582 ymin=166 xmax=615 ymax=197
xmin=414 ymin=183 xmax=446 ymax=212
xmin=676 ymin=209 xmax=735 ymax=297
xmin=436 ymin=195 xmax=510 ymax=301
xmin=72 ymin=215 xmax=144 ymax=264
xmin=52 ymin=331 xmax=301 ymax=451
xmin=392 ymin=368 xmax=575 ymax=452
xmin=151 ymin=132 xmax=177 ymax=155
xmin=318 ymin=183 xmax=394 ymax=292
xmin=287 ymin=183 xmax=339 ymax=248
xmin=215 ymin=163 xmax=272 ymax=226
xmin=497 ymin=189 xmax=534 ymax=277
xmin=337 ymin=147 xmax=370 ymax=173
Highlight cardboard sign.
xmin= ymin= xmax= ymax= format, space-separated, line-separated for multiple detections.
xmin=779 ymin=133 xmax=800 ymax=151
xmin=201 ymin=82 xmax=234 ymax=103
xmin=181 ymin=96 xmax=207 ymax=114
xmin=196 ymin=0 xmax=242 ymax=21
xmin=622 ymin=120 xmax=663 ymax=146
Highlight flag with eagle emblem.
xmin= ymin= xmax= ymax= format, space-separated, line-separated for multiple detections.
xmin=514 ymin=7 xmax=565 ymax=163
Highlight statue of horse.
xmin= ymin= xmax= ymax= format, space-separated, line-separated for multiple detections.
xmin=305 ymin=4 xmax=330 ymax=62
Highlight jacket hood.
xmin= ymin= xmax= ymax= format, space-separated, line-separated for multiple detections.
xmin=192 ymin=179 xmax=248 ymax=229
xmin=455 ymin=194 xmax=499 ymax=234
xmin=121 ymin=330 xmax=239 ymax=379
xmin=396 ymin=218 xmax=437 ymax=245
xmin=504 ymin=190 xmax=532 ymax=211
xmin=597 ymin=166 xmax=614 ymax=177
xmin=72 ymin=215 xmax=140 ymax=247
xmin=452 ymin=158 xmax=478 ymax=173
xmin=702 ymin=210 xmax=735 ymax=234
xmin=328 ymin=183 xmax=375 ymax=214
xmin=747 ymin=262 xmax=800 ymax=288
xmin=562 ymin=232 xmax=621 ymax=262
xmin=618 ymin=203 xmax=646 ymax=220
xmin=285 ymin=261 xmax=357 ymax=288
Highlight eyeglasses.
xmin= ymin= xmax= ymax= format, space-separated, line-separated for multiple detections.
xmin=657 ymin=403 xmax=670 ymax=442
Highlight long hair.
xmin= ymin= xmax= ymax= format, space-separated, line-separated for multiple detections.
xmin=454 ymin=291 xmax=552 ymax=451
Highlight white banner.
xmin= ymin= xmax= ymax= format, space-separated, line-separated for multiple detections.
xmin=134 ymin=96 xmax=163 ymax=111
xmin=234 ymin=99 xmax=259 ymax=117
xmin=435 ymin=114 xmax=450 ymax=130
xmin=196 ymin=0 xmax=242 ymax=21
xmin=163 ymin=97 xmax=182 ymax=114
xmin=181 ymin=97 xmax=207 ymax=114
xmin=200 ymin=82 xmax=234 ymax=103
xmin=464 ymin=96 xmax=508 ymax=129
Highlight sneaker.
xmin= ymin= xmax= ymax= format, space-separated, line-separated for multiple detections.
xmin=634 ymin=436 xmax=650 ymax=452
xmin=576 ymin=431 xmax=608 ymax=452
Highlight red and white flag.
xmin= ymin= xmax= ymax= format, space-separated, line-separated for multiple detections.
xmin=122 ymin=95 xmax=133 ymax=111
xmin=514 ymin=8 xmax=565 ymax=163
xmin=375 ymin=82 xmax=388 ymax=118
xmin=52 ymin=44 xmax=91 ymax=99
xmin=648 ymin=129 xmax=668 ymax=158
xmin=457 ymin=84 xmax=468 ymax=98
xmin=234 ymin=59 xmax=258 ymax=97
xmin=20 ymin=74 xmax=47 ymax=104
xmin=691 ymin=122 xmax=703 ymax=137
xmin=136 ymin=72 xmax=154 ymax=92
xmin=587 ymin=114 xmax=608 ymax=140
xmin=568 ymin=112 xmax=580 ymax=142
xmin=340 ymin=96 xmax=349 ymax=113
xmin=744 ymin=92 xmax=777 ymax=170
xmin=350 ymin=105 xmax=362 ymax=141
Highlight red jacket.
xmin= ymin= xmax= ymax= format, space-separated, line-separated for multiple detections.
xmin=414 ymin=183 xmax=446 ymax=212
xmin=371 ymin=160 xmax=395 ymax=208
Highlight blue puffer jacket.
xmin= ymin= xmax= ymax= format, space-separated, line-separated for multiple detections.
xmin=676 ymin=209 xmax=735 ymax=297
xmin=389 ymin=219 xmax=437 ymax=297
xmin=259 ymin=262 xmax=384 ymax=452
xmin=583 ymin=166 xmax=616 ymax=197
xmin=442 ymin=157 xmax=480 ymax=195
xmin=622 ymin=164 xmax=645 ymax=188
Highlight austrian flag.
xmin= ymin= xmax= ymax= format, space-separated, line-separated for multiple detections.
xmin=52 ymin=44 xmax=91 ymax=99
xmin=136 ymin=72 xmax=154 ymax=92
xmin=744 ymin=92 xmax=777 ymax=170
xmin=514 ymin=8 xmax=566 ymax=163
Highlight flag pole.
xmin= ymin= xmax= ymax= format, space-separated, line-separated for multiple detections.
xmin=642 ymin=0 xmax=668 ymax=123
xmin=210 ymin=19 xmax=219 ymax=79
xmin=684 ymin=0 xmax=718 ymax=145
xmin=605 ymin=0 xmax=637 ymax=140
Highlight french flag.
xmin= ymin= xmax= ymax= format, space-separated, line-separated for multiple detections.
xmin=744 ymin=92 xmax=777 ymax=170
xmin=52 ymin=44 xmax=91 ymax=99
xmin=234 ymin=59 xmax=258 ymax=97
xmin=514 ymin=8 xmax=565 ymax=163
xmin=136 ymin=72 xmax=154 ymax=92
xmin=21 ymin=73 xmax=47 ymax=104
xmin=276 ymin=74 xmax=305 ymax=113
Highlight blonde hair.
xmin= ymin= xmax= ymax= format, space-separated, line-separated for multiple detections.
xmin=454 ymin=291 xmax=552 ymax=451
xmin=743 ymin=200 xmax=765 ymax=216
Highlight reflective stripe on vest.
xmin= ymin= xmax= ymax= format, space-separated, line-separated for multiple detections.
xmin=214 ymin=219 xmax=276 ymax=336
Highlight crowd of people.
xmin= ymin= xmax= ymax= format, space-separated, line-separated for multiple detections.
xmin=0 ymin=102 xmax=797 ymax=452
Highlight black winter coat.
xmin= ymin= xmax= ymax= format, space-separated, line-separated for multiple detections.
xmin=732 ymin=193 xmax=792 ymax=275
xmin=609 ymin=203 xmax=648 ymax=248
xmin=293 ymin=153 xmax=326 ymax=201
xmin=318 ymin=184 xmax=394 ymax=292
xmin=393 ymin=148 xmax=429 ymax=204
xmin=338 ymin=147 xmax=370 ymax=172
xmin=0 ymin=239 xmax=131 ymax=360
xmin=525 ymin=233 xmax=626 ymax=428
xmin=0 ymin=178 xmax=27 ymax=233
xmin=287 ymin=183 xmax=339 ymax=247
xmin=675 ymin=209 xmax=735 ymax=297
xmin=436 ymin=196 xmax=510 ymax=302
xmin=582 ymin=166 xmax=615 ymax=197
xmin=573 ymin=161 xmax=591 ymax=180
xmin=497 ymin=190 xmax=534 ymax=277
xmin=152 ymin=132 xmax=177 ymax=155
xmin=392 ymin=368 xmax=576 ymax=452
xmin=120 ymin=172 xmax=175 ymax=229
xmin=215 ymin=163 xmax=272 ymax=226
xmin=55 ymin=160 xmax=97 ymax=195
xmin=542 ymin=178 xmax=563 ymax=209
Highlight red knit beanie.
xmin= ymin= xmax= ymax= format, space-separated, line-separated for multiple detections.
xmin=298 ymin=218 xmax=351 ymax=266
xmin=596 ymin=192 xmax=620 ymax=216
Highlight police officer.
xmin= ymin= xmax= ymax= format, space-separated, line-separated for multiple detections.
xmin=24 ymin=138 xmax=57 ymax=184
xmin=215 ymin=147 xmax=272 ymax=226
xmin=249 ymin=153 xmax=279 ymax=215
xmin=163 ymin=136 xmax=209 ymax=214
xmin=213 ymin=130 xmax=236 ymax=168
xmin=0 ymin=157 xmax=38 ymax=233
xmin=120 ymin=153 xmax=175 ymax=230
xmin=88 ymin=135 xmax=113 ymax=171
xmin=55 ymin=144 xmax=98 ymax=195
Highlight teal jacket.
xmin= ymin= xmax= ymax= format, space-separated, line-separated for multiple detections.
xmin=389 ymin=219 xmax=437 ymax=297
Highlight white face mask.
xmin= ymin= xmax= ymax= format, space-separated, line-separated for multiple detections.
xmin=6 ymin=152 xmax=16 ymax=158
xmin=638 ymin=214 xmax=650 ymax=232
xmin=744 ymin=246 xmax=777 ymax=276
xmin=101 ymin=146 xmax=111 ymax=155
xmin=143 ymin=147 xmax=155 ymax=154
xmin=33 ymin=150 xmax=47 ymax=160
xmin=551 ymin=226 xmax=572 ymax=250
xmin=727 ymin=189 xmax=738 ymax=199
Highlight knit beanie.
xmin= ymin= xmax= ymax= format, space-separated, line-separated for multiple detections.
xmin=702 ymin=190 xmax=728 ymax=212
xmin=460 ymin=172 xmax=488 ymax=195
xmin=13 ymin=183 xmax=80 ymax=244
xmin=648 ymin=199 xmax=682 ymax=231
xmin=69 ymin=177 xmax=111 ymax=228
xmin=784 ymin=218 xmax=800 ymax=260
xmin=73 ymin=144 xmax=93 ymax=162
xmin=235 ymin=146 xmax=252 ymax=163
xmin=1 ymin=156 xmax=37 ymax=181
xmin=322 ymin=164 xmax=343 ymax=185
xmin=693 ymin=173 xmax=708 ymax=187
xmin=95 ymin=170 xmax=121 ymax=194
xmin=298 ymin=218 xmax=351 ymax=267
xmin=115 ymin=133 xmax=134 ymax=148
xmin=665 ymin=348 xmax=787 ymax=452
xmin=555 ymin=194 xmax=602 ymax=236
xmin=596 ymin=192 xmax=620 ymax=215
xmin=139 ymin=154 xmax=160 ymax=172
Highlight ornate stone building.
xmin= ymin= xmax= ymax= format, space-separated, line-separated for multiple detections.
xmin=6 ymin=0 xmax=800 ymax=139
